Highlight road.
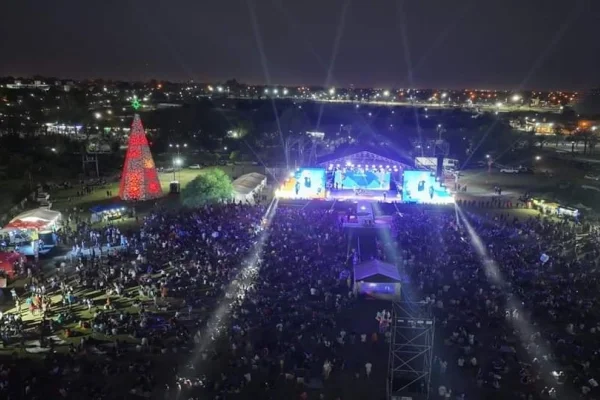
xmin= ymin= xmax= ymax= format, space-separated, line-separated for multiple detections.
xmin=307 ymin=98 xmax=562 ymax=114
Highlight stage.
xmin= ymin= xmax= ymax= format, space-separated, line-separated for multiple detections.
xmin=327 ymin=189 xmax=401 ymax=203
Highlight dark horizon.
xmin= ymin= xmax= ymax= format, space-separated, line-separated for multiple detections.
xmin=0 ymin=74 xmax=588 ymax=93
xmin=1 ymin=0 xmax=598 ymax=91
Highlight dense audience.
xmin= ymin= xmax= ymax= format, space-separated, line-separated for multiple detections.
xmin=0 ymin=200 xmax=599 ymax=400
xmin=394 ymin=206 xmax=599 ymax=399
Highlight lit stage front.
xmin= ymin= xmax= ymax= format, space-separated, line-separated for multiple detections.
xmin=328 ymin=189 xmax=401 ymax=203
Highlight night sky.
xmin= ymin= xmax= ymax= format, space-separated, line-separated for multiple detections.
xmin=1 ymin=0 xmax=598 ymax=89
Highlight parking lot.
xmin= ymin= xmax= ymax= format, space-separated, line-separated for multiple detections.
xmin=455 ymin=158 xmax=600 ymax=214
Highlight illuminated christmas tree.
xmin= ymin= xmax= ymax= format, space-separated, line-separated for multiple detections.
xmin=118 ymin=113 xmax=163 ymax=201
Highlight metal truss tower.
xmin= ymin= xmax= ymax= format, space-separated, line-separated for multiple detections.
xmin=410 ymin=139 xmax=449 ymax=158
xmin=387 ymin=301 xmax=435 ymax=400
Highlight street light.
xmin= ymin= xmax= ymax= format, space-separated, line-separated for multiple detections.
xmin=329 ymin=88 xmax=335 ymax=95
xmin=51 ymin=148 xmax=56 ymax=153
xmin=94 ymin=112 xmax=102 ymax=119
xmin=535 ymin=156 xmax=541 ymax=161
xmin=173 ymin=158 xmax=183 ymax=180
xmin=512 ymin=94 xmax=521 ymax=102
xmin=169 ymin=143 xmax=187 ymax=180
xmin=224 ymin=146 xmax=228 ymax=151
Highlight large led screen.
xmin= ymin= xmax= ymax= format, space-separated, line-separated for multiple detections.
xmin=334 ymin=170 xmax=391 ymax=191
xmin=278 ymin=168 xmax=326 ymax=199
xmin=402 ymin=170 xmax=453 ymax=204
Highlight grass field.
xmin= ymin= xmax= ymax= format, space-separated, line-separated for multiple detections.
xmin=0 ymin=179 xmax=27 ymax=215
xmin=51 ymin=169 xmax=204 ymax=209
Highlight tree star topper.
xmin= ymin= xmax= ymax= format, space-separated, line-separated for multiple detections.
xmin=131 ymin=98 xmax=141 ymax=110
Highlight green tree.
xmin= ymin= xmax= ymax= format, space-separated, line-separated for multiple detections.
xmin=553 ymin=124 xmax=564 ymax=148
xmin=181 ymin=169 xmax=233 ymax=206
xmin=576 ymin=129 xmax=594 ymax=155
xmin=229 ymin=150 xmax=240 ymax=161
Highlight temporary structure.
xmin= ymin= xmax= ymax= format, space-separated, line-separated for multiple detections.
xmin=232 ymin=172 xmax=267 ymax=204
xmin=353 ymin=259 xmax=402 ymax=300
xmin=5 ymin=208 xmax=62 ymax=232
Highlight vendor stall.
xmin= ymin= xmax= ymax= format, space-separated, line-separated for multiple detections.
xmin=90 ymin=204 xmax=127 ymax=223
xmin=1 ymin=208 xmax=62 ymax=256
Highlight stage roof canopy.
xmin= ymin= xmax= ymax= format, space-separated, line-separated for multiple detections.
xmin=318 ymin=149 xmax=411 ymax=170
xmin=354 ymin=259 xmax=401 ymax=283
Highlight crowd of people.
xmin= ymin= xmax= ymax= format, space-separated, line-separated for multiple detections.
xmin=0 ymin=199 xmax=598 ymax=399
xmin=392 ymin=205 xmax=600 ymax=399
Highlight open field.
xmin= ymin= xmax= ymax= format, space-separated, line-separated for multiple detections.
xmin=0 ymin=179 xmax=29 ymax=215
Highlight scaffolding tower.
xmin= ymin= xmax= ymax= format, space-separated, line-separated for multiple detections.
xmin=387 ymin=301 xmax=435 ymax=400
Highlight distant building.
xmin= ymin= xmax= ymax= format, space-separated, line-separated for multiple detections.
xmin=6 ymin=80 xmax=50 ymax=90
xmin=527 ymin=121 xmax=556 ymax=135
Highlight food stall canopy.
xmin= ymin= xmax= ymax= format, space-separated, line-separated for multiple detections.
xmin=89 ymin=204 xmax=126 ymax=213
xmin=3 ymin=208 xmax=62 ymax=232
xmin=5 ymin=220 xmax=48 ymax=230
xmin=90 ymin=204 xmax=127 ymax=223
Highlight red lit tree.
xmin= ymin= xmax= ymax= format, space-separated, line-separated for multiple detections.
xmin=118 ymin=114 xmax=163 ymax=201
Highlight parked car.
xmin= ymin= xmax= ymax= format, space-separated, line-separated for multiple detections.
xmin=518 ymin=167 xmax=534 ymax=174
xmin=188 ymin=164 xmax=201 ymax=169
xmin=500 ymin=167 xmax=520 ymax=174
xmin=38 ymin=200 xmax=52 ymax=208
xmin=36 ymin=192 xmax=50 ymax=201
xmin=584 ymin=174 xmax=600 ymax=181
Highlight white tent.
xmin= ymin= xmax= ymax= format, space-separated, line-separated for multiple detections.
xmin=353 ymin=259 xmax=402 ymax=300
xmin=4 ymin=208 xmax=62 ymax=232
xmin=232 ymin=172 xmax=267 ymax=204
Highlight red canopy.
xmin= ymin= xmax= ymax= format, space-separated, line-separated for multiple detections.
xmin=0 ymin=251 xmax=24 ymax=277
xmin=4 ymin=219 xmax=48 ymax=230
